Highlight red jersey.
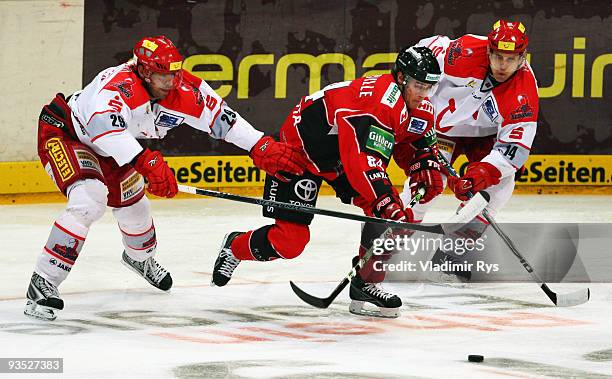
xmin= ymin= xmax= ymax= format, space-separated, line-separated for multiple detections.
xmin=280 ymin=74 xmax=436 ymax=204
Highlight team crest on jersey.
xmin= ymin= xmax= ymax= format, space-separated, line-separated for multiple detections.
xmin=510 ymin=94 xmax=534 ymax=120
xmin=381 ymin=83 xmax=400 ymax=108
xmin=481 ymin=96 xmax=499 ymax=121
xmin=407 ymin=117 xmax=428 ymax=134
xmin=447 ymin=40 xmax=463 ymax=66
xmin=191 ymin=86 xmax=204 ymax=106
xmin=109 ymin=80 xmax=134 ymax=98
xmin=154 ymin=111 xmax=185 ymax=128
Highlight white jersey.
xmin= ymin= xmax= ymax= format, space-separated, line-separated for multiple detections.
xmin=417 ymin=34 xmax=539 ymax=178
xmin=67 ymin=63 xmax=263 ymax=166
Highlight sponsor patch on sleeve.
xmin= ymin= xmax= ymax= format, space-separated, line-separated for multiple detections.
xmin=366 ymin=125 xmax=395 ymax=159
xmin=407 ymin=117 xmax=428 ymax=134
xmin=380 ymin=83 xmax=401 ymax=108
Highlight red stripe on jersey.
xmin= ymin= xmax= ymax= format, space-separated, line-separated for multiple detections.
xmin=44 ymin=247 xmax=75 ymax=265
xmin=54 ymin=222 xmax=85 ymax=241
xmin=426 ymin=36 xmax=441 ymax=48
xmin=86 ymin=109 xmax=116 ymax=126
xmin=498 ymin=138 xmax=531 ymax=151
xmin=90 ymin=129 xmax=125 ymax=142
xmin=210 ymin=107 xmax=222 ymax=128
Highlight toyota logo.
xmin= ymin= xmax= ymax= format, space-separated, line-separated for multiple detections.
xmin=294 ymin=179 xmax=318 ymax=202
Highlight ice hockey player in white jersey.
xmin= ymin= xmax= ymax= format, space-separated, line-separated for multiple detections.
xmin=394 ymin=20 xmax=539 ymax=280
xmin=26 ymin=35 xmax=308 ymax=320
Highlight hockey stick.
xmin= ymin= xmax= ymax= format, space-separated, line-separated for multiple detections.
xmin=178 ymin=184 xmax=489 ymax=236
xmin=289 ymin=186 xmax=491 ymax=309
xmin=438 ymin=153 xmax=590 ymax=307
xmin=289 ymin=188 xmax=425 ymax=309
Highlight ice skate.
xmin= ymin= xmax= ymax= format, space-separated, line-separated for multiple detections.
xmin=121 ymin=251 xmax=172 ymax=291
xmin=211 ymin=232 xmax=243 ymax=287
xmin=24 ymin=272 xmax=64 ymax=321
xmin=349 ymin=275 xmax=402 ymax=318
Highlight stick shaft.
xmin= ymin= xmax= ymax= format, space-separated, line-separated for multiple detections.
xmin=178 ymin=184 xmax=445 ymax=234
xmin=438 ymin=153 xmax=589 ymax=306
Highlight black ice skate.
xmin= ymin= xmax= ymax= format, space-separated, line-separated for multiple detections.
xmin=349 ymin=275 xmax=402 ymax=318
xmin=428 ymin=248 xmax=472 ymax=284
xmin=121 ymin=251 xmax=173 ymax=291
xmin=24 ymin=272 xmax=64 ymax=321
xmin=211 ymin=232 xmax=243 ymax=287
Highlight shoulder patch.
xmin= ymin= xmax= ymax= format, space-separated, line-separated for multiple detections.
xmin=366 ymin=125 xmax=395 ymax=159
xmin=509 ymin=93 xmax=535 ymax=120
xmin=102 ymin=70 xmax=149 ymax=109
xmin=407 ymin=116 xmax=428 ymax=134
xmin=380 ymin=83 xmax=401 ymax=108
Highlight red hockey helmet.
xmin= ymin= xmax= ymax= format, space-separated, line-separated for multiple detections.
xmin=487 ymin=20 xmax=528 ymax=53
xmin=133 ymin=36 xmax=184 ymax=74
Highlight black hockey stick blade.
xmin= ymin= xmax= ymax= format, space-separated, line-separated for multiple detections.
xmin=290 ymin=279 xmax=349 ymax=309
xmin=542 ymin=284 xmax=590 ymax=307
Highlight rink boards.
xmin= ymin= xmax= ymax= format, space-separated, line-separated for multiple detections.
xmin=1 ymin=155 xmax=611 ymax=199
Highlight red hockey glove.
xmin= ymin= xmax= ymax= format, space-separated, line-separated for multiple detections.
xmin=447 ymin=162 xmax=501 ymax=201
xmin=133 ymin=148 xmax=178 ymax=198
xmin=408 ymin=148 xmax=443 ymax=204
xmin=250 ymin=136 xmax=308 ymax=182
xmin=371 ymin=191 xmax=408 ymax=222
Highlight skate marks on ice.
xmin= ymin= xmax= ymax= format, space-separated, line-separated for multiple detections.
xmin=1 ymin=284 xmax=612 ymax=377
xmin=174 ymin=360 xmax=412 ymax=379
xmin=473 ymin=358 xmax=612 ymax=379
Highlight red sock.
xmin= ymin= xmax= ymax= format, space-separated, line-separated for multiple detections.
xmin=231 ymin=231 xmax=256 ymax=260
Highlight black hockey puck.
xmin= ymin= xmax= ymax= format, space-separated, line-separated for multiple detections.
xmin=468 ymin=355 xmax=484 ymax=362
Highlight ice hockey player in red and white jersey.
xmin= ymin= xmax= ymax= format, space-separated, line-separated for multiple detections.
xmin=396 ymin=20 xmax=539 ymax=280
xmin=25 ymin=35 xmax=307 ymax=320
xmin=210 ymin=46 xmax=444 ymax=318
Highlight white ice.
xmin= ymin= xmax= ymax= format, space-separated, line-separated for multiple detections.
xmin=1 ymin=194 xmax=611 ymax=378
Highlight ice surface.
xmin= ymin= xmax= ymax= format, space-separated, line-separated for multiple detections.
xmin=1 ymin=194 xmax=611 ymax=378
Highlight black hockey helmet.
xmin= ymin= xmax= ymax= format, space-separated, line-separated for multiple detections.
xmin=393 ymin=46 xmax=441 ymax=85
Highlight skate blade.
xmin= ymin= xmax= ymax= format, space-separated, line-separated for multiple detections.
xmin=24 ymin=300 xmax=58 ymax=321
xmin=121 ymin=260 xmax=172 ymax=293
xmin=349 ymin=301 xmax=400 ymax=319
